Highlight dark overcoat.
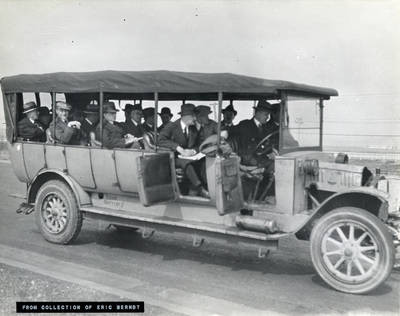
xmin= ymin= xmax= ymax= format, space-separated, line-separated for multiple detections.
xmin=95 ymin=120 xmax=126 ymax=149
xmin=123 ymin=119 xmax=144 ymax=137
xmin=235 ymin=118 xmax=276 ymax=165
xmin=17 ymin=117 xmax=46 ymax=142
xmin=158 ymin=119 xmax=199 ymax=151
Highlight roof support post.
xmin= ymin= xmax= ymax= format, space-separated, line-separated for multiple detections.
xmin=319 ymin=98 xmax=324 ymax=149
xmin=51 ymin=92 xmax=56 ymax=145
xmin=279 ymin=92 xmax=287 ymax=152
xmin=216 ymin=92 xmax=223 ymax=156
xmin=99 ymin=90 xmax=104 ymax=148
xmin=154 ymin=92 xmax=159 ymax=152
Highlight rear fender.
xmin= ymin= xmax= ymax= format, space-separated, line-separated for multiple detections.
xmin=27 ymin=169 xmax=92 ymax=207
xmin=295 ymin=187 xmax=389 ymax=240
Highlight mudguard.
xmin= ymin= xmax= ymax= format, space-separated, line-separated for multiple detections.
xmin=27 ymin=168 xmax=92 ymax=207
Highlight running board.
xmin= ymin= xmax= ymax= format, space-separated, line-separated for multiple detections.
xmin=81 ymin=206 xmax=287 ymax=249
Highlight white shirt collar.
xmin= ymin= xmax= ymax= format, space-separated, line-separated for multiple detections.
xmin=85 ymin=118 xmax=93 ymax=125
xmin=180 ymin=119 xmax=187 ymax=131
xmin=29 ymin=118 xmax=35 ymax=124
xmin=253 ymin=118 xmax=261 ymax=127
xmin=131 ymin=118 xmax=139 ymax=126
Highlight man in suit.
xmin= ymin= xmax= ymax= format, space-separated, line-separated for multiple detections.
xmin=123 ymin=103 xmax=144 ymax=138
xmin=221 ymin=102 xmax=237 ymax=138
xmin=95 ymin=101 xmax=136 ymax=149
xmin=158 ymin=107 xmax=173 ymax=132
xmin=159 ymin=103 xmax=209 ymax=198
xmin=79 ymin=103 xmax=100 ymax=146
xmin=236 ymin=100 xmax=279 ymax=200
xmin=17 ymin=101 xmax=46 ymax=142
xmin=195 ymin=105 xmax=218 ymax=145
xmin=48 ymin=101 xmax=81 ymax=145
xmin=142 ymin=107 xmax=158 ymax=133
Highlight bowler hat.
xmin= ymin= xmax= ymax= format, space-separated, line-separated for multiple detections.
xmin=222 ymin=103 xmax=237 ymax=116
xmin=123 ymin=103 xmax=134 ymax=112
xmin=143 ymin=107 xmax=156 ymax=119
xmin=178 ymin=103 xmax=196 ymax=116
xmin=103 ymin=101 xmax=119 ymax=113
xmin=159 ymin=107 xmax=173 ymax=117
xmin=83 ymin=103 xmax=99 ymax=113
xmin=195 ymin=105 xmax=212 ymax=115
xmin=56 ymin=101 xmax=72 ymax=111
xmin=253 ymin=100 xmax=274 ymax=112
xmin=22 ymin=101 xmax=39 ymax=114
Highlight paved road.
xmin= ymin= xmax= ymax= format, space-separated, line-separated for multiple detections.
xmin=0 ymin=160 xmax=399 ymax=315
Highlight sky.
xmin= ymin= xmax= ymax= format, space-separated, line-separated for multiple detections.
xmin=0 ymin=0 xmax=399 ymax=149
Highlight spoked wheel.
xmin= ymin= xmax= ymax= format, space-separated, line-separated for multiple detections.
xmin=310 ymin=207 xmax=394 ymax=294
xmin=35 ymin=180 xmax=82 ymax=244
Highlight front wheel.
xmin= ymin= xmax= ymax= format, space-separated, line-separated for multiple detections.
xmin=310 ymin=207 xmax=394 ymax=294
xmin=35 ymin=180 xmax=82 ymax=244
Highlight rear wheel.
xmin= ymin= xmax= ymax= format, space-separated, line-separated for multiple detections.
xmin=310 ymin=207 xmax=394 ymax=294
xmin=35 ymin=180 xmax=82 ymax=244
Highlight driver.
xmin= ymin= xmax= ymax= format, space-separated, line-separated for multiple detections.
xmin=235 ymin=100 xmax=278 ymax=200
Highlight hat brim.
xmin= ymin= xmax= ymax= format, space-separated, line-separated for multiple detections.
xmin=23 ymin=107 xmax=38 ymax=114
xmin=222 ymin=109 xmax=237 ymax=115
xmin=178 ymin=111 xmax=195 ymax=116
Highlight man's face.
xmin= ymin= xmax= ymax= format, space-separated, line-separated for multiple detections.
xmin=161 ymin=114 xmax=171 ymax=124
xmin=124 ymin=111 xmax=132 ymax=121
xmin=131 ymin=110 xmax=143 ymax=123
xmin=145 ymin=115 xmax=155 ymax=126
xmin=56 ymin=108 xmax=69 ymax=121
xmin=104 ymin=112 xmax=116 ymax=123
xmin=196 ymin=113 xmax=209 ymax=125
xmin=223 ymin=111 xmax=235 ymax=124
xmin=182 ymin=114 xmax=195 ymax=126
xmin=27 ymin=109 xmax=39 ymax=121
xmin=255 ymin=109 xmax=271 ymax=125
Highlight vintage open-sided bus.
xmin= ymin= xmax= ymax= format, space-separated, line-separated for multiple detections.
xmin=1 ymin=70 xmax=399 ymax=294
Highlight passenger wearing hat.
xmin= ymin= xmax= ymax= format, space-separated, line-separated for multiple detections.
xmin=95 ymin=101 xmax=137 ymax=149
xmin=158 ymin=107 xmax=173 ymax=132
xmin=195 ymin=105 xmax=218 ymax=145
xmin=221 ymin=102 xmax=237 ymax=137
xmin=38 ymin=106 xmax=52 ymax=129
xmin=159 ymin=103 xmax=209 ymax=198
xmin=123 ymin=103 xmax=144 ymax=139
xmin=142 ymin=107 xmax=158 ymax=133
xmin=79 ymin=103 xmax=100 ymax=146
xmin=17 ymin=101 xmax=46 ymax=142
xmin=48 ymin=101 xmax=81 ymax=145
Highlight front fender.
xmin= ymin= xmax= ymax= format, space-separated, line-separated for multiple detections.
xmin=27 ymin=169 xmax=92 ymax=207
xmin=295 ymin=187 xmax=389 ymax=240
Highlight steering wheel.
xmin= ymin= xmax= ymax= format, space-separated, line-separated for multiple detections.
xmin=254 ymin=131 xmax=279 ymax=156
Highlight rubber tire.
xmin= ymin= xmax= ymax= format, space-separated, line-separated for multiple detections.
xmin=310 ymin=207 xmax=394 ymax=294
xmin=35 ymin=180 xmax=82 ymax=244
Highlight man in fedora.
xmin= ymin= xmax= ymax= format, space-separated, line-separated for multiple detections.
xmin=158 ymin=107 xmax=173 ymax=131
xmin=79 ymin=102 xmax=100 ymax=145
xmin=236 ymin=100 xmax=279 ymax=200
xmin=95 ymin=101 xmax=136 ymax=149
xmin=17 ymin=101 xmax=46 ymax=142
xmin=221 ymin=102 xmax=237 ymax=137
xmin=48 ymin=101 xmax=81 ymax=145
xmin=142 ymin=107 xmax=158 ymax=133
xmin=195 ymin=105 xmax=218 ymax=145
xmin=159 ymin=103 xmax=209 ymax=198
xmin=123 ymin=103 xmax=144 ymax=138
